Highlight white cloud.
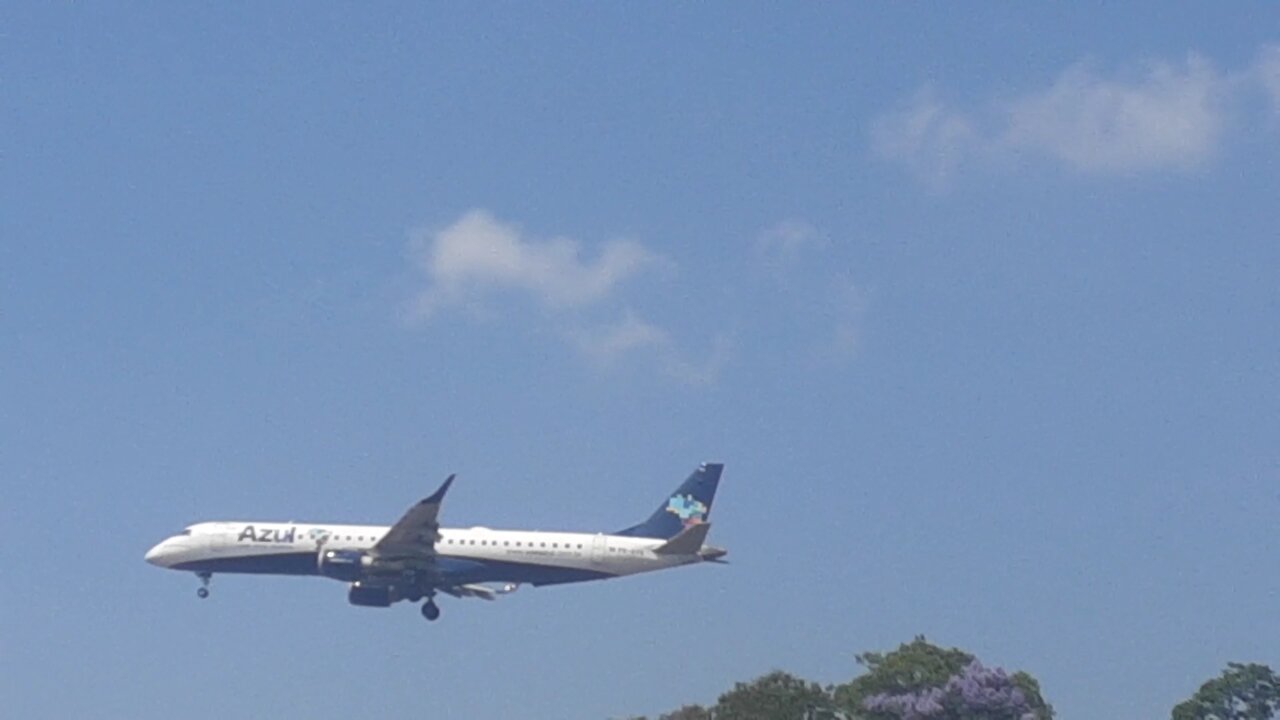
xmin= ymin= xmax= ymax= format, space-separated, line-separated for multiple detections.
xmin=406 ymin=210 xmax=731 ymax=384
xmin=755 ymin=219 xmax=826 ymax=263
xmin=411 ymin=209 xmax=659 ymax=318
xmin=1002 ymin=56 xmax=1227 ymax=173
xmin=405 ymin=211 xmax=867 ymax=383
xmin=872 ymin=89 xmax=977 ymax=185
xmin=572 ymin=312 xmax=669 ymax=361
xmin=571 ymin=314 xmax=730 ymax=386
xmin=874 ymin=47 xmax=1280 ymax=181
xmin=809 ymin=279 xmax=867 ymax=364
xmin=749 ymin=219 xmax=867 ymax=367
xmin=1256 ymin=44 xmax=1280 ymax=116
xmin=663 ymin=334 xmax=733 ymax=386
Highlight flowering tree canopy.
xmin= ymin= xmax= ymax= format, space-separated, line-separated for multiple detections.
xmin=625 ymin=636 xmax=1053 ymax=720
xmin=861 ymin=660 xmax=1047 ymax=720
xmin=833 ymin=637 xmax=1053 ymax=720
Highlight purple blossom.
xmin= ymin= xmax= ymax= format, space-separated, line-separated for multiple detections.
xmin=864 ymin=687 xmax=946 ymax=720
xmin=861 ymin=660 xmax=1043 ymax=720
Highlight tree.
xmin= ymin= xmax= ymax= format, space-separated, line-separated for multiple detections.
xmin=712 ymin=670 xmax=836 ymax=720
xmin=833 ymin=637 xmax=1053 ymax=720
xmin=835 ymin=636 xmax=973 ymax=710
xmin=860 ymin=660 xmax=1050 ymax=720
xmin=630 ymin=637 xmax=1053 ymax=720
xmin=1172 ymin=663 xmax=1280 ymax=720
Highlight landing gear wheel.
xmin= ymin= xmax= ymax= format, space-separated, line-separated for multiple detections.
xmin=196 ymin=587 xmax=209 ymax=599
xmin=196 ymin=572 xmax=212 ymax=599
xmin=421 ymin=601 xmax=441 ymax=622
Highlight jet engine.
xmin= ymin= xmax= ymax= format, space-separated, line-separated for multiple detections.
xmin=347 ymin=581 xmax=398 ymax=607
xmin=317 ymin=548 xmax=370 ymax=582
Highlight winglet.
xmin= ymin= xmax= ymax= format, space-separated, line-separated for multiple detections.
xmin=653 ymin=522 xmax=711 ymax=555
xmin=425 ymin=474 xmax=456 ymax=504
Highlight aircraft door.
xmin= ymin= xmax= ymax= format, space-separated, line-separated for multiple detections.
xmin=590 ymin=534 xmax=607 ymax=564
xmin=205 ymin=525 xmax=233 ymax=555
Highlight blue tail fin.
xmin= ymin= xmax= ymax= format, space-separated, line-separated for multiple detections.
xmin=616 ymin=463 xmax=723 ymax=539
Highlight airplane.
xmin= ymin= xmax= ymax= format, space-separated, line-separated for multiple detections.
xmin=144 ymin=462 xmax=726 ymax=622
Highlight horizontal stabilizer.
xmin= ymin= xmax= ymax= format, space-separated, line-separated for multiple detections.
xmin=653 ymin=522 xmax=711 ymax=555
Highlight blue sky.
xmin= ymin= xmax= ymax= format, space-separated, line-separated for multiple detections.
xmin=3 ymin=4 xmax=1279 ymax=719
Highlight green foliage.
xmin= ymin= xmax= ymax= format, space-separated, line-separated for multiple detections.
xmin=833 ymin=636 xmax=973 ymax=715
xmin=713 ymin=670 xmax=836 ymax=720
xmin=1009 ymin=671 xmax=1054 ymax=718
xmin=1172 ymin=663 xmax=1280 ymax=720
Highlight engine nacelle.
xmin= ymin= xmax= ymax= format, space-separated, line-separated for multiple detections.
xmin=317 ymin=548 xmax=369 ymax=582
xmin=348 ymin=581 xmax=397 ymax=607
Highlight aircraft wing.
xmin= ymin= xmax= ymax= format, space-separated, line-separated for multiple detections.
xmin=372 ymin=474 xmax=455 ymax=560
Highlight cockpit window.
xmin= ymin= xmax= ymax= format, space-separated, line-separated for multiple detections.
xmin=179 ymin=529 xmax=192 ymax=536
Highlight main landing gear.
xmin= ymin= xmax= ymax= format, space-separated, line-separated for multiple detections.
xmin=196 ymin=572 xmax=212 ymax=599
xmin=420 ymin=592 xmax=441 ymax=622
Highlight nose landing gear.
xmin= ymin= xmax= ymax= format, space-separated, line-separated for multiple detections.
xmin=196 ymin=572 xmax=212 ymax=599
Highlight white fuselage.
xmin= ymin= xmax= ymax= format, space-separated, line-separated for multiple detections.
xmin=145 ymin=521 xmax=705 ymax=583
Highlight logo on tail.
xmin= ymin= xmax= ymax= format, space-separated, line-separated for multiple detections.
xmin=665 ymin=494 xmax=709 ymax=527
